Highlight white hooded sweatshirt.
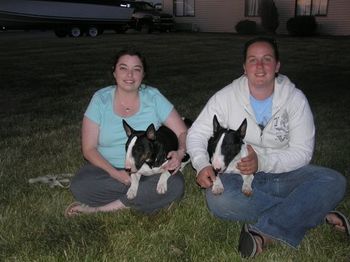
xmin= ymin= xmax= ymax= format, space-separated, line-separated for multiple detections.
xmin=186 ymin=74 xmax=315 ymax=175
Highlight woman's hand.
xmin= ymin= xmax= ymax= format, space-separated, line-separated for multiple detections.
xmin=163 ymin=109 xmax=188 ymax=174
xmin=111 ymin=169 xmax=131 ymax=186
xmin=164 ymin=149 xmax=185 ymax=174
xmin=196 ymin=166 xmax=216 ymax=188
xmin=237 ymin=145 xmax=258 ymax=175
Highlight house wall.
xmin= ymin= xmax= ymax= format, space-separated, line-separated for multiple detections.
xmin=164 ymin=0 xmax=245 ymax=32
xmin=315 ymin=0 xmax=350 ymax=35
xmin=163 ymin=0 xmax=350 ymax=35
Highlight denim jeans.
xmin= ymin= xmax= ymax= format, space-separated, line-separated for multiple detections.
xmin=205 ymin=164 xmax=346 ymax=248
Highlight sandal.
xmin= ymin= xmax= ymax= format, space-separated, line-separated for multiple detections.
xmin=326 ymin=211 xmax=350 ymax=237
xmin=238 ymin=224 xmax=264 ymax=258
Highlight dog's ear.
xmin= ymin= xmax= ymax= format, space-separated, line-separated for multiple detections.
xmin=122 ymin=119 xmax=134 ymax=137
xmin=213 ymin=115 xmax=221 ymax=134
xmin=238 ymin=118 xmax=247 ymax=139
xmin=146 ymin=124 xmax=156 ymax=140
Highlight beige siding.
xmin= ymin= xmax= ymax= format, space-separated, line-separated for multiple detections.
xmin=275 ymin=0 xmax=350 ymax=35
xmin=163 ymin=0 xmax=350 ymax=35
xmin=316 ymin=0 xmax=350 ymax=35
xmin=164 ymin=0 xmax=245 ymax=32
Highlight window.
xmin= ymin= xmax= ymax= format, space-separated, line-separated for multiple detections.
xmin=245 ymin=0 xmax=260 ymax=17
xmin=296 ymin=0 xmax=328 ymax=16
xmin=174 ymin=0 xmax=195 ymax=17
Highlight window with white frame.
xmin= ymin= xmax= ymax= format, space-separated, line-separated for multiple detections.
xmin=296 ymin=0 xmax=328 ymax=16
xmin=245 ymin=0 xmax=260 ymax=17
xmin=174 ymin=0 xmax=195 ymax=17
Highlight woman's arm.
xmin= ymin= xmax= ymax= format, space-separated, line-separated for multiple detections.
xmin=82 ymin=116 xmax=130 ymax=185
xmin=163 ymin=109 xmax=188 ymax=172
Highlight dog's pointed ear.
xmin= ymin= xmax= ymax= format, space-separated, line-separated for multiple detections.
xmin=122 ymin=119 xmax=134 ymax=137
xmin=146 ymin=124 xmax=156 ymax=140
xmin=213 ymin=115 xmax=221 ymax=133
xmin=238 ymin=118 xmax=247 ymax=138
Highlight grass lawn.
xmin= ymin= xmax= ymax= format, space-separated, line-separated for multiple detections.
xmin=1 ymin=30 xmax=349 ymax=261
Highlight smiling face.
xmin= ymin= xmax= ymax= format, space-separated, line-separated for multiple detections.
xmin=113 ymin=54 xmax=145 ymax=92
xmin=243 ymin=41 xmax=280 ymax=90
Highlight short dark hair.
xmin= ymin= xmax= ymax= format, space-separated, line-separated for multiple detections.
xmin=112 ymin=47 xmax=148 ymax=76
xmin=243 ymin=36 xmax=279 ymax=62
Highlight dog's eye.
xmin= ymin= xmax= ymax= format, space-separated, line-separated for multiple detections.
xmin=133 ymin=145 xmax=144 ymax=153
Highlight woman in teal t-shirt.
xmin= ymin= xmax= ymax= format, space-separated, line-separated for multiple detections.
xmin=65 ymin=48 xmax=188 ymax=217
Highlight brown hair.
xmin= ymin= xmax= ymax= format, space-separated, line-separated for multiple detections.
xmin=243 ymin=36 xmax=279 ymax=62
xmin=112 ymin=47 xmax=148 ymax=77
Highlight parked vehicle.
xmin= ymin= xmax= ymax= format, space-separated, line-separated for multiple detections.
xmin=153 ymin=3 xmax=163 ymax=11
xmin=128 ymin=1 xmax=175 ymax=33
xmin=0 ymin=0 xmax=134 ymax=37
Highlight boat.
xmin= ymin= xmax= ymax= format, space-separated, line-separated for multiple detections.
xmin=0 ymin=0 xmax=135 ymax=37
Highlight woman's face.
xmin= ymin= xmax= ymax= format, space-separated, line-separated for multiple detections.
xmin=113 ymin=54 xmax=144 ymax=92
xmin=243 ymin=41 xmax=280 ymax=89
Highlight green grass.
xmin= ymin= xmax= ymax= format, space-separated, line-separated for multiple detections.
xmin=0 ymin=31 xmax=349 ymax=261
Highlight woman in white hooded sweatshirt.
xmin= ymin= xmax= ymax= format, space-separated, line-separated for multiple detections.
xmin=186 ymin=36 xmax=348 ymax=258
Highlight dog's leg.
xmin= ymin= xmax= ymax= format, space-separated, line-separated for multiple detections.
xmin=156 ymin=171 xmax=171 ymax=194
xmin=241 ymin=174 xmax=254 ymax=197
xmin=127 ymin=173 xmax=141 ymax=199
xmin=212 ymin=175 xmax=224 ymax=195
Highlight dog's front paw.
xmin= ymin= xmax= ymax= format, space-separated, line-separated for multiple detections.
xmin=242 ymin=182 xmax=253 ymax=197
xmin=242 ymin=189 xmax=253 ymax=197
xmin=127 ymin=187 xmax=137 ymax=199
xmin=241 ymin=175 xmax=254 ymax=197
xmin=156 ymin=181 xmax=168 ymax=194
xmin=156 ymin=171 xmax=170 ymax=194
xmin=212 ymin=177 xmax=224 ymax=195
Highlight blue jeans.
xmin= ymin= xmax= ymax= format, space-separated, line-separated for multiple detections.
xmin=206 ymin=164 xmax=346 ymax=248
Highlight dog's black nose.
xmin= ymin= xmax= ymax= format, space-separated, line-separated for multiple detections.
xmin=125 ymin=168 xmax=131 ymax=173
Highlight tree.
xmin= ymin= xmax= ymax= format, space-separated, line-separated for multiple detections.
xmin=259 ymin=0 xmax=279 ymax=34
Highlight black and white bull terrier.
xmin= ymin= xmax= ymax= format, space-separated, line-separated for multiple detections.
xmin=122 ymin=120 xmax=190 ymax=200
xmin=207 ymin=115 xmax=254 ymax=196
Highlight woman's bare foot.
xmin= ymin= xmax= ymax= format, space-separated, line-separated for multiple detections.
xmin=96 ymin=200 xmax=127 ymax=212
xmin=65 ymin=202 xmax=98 ymax=218
xmin=326 ymin=211 xmax=350 ymax=235
xmin=253 ymin=235 xmax=264 ymax=255
xmin=65 ymin=200 xmax=127 ymax=218
xmin=253 ymin=232 xmax=274 ymax=255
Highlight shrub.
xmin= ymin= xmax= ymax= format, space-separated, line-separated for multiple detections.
xmin=235 ymin=20 xmax=257 ymax=35
xmin=286 ymin=16 xmax=318 ymax=36
xmin=260 ymin=0 xmax=279 ymax=34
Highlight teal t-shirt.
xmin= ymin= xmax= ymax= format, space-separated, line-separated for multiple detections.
xmin=85 ymin=84 xmax=173 ymax=168
xmin=250 ymin=94 xmax=273 ymax=130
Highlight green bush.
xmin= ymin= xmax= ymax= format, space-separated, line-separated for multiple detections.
xmin=235 ymin=20 xmax=257 ymax=35
xmin=286 ymin=16 xmax=318 ymax=36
